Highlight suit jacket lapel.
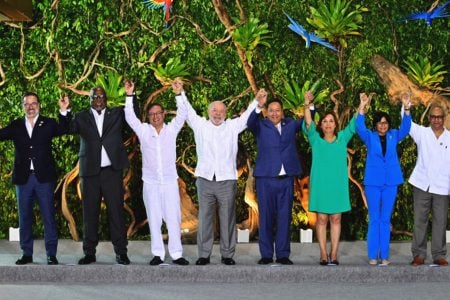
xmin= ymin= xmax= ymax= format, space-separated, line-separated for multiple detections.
xmin=88 ymin=110 xmax=101 ymax=138
xmin=29 ymin=116 xmax=43 ymax=140
xmin=263 ymin=119 xmax=281 ymax=136
xmin=102 ymin=108 xmax=112 ymax=136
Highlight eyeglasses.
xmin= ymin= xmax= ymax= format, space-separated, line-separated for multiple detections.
xmin=149 ymin=111 xmax=164 ymax=118
xmin=429 ymin=115 xmax=444 ymax=121
xmin=23 ymin=102 xmax=39 ymax=108
xmin=92 ymin=94 xmax=105 ymax=100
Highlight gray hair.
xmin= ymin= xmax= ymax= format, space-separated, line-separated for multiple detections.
xmin=208 ymin=101 xmax=226 ymax=113
xmin=89 ymin=87 xmax=106 ymax=101
xmin=429 ymin=102 xmax=448 ymax=117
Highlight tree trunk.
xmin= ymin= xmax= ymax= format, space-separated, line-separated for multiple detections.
xmin=212 ymin=0 xmax=259 ymax=94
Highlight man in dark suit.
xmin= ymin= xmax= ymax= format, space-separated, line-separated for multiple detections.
xmin=247 ymin=90 xmax=313 ymax=265
xmin=67 ymin=87 xmax=130 ymax=265
xmin=0 ymin=92 xmax=71 ymax=265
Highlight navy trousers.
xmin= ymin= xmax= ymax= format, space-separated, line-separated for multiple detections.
xmin=256 ymin=176 xmax=294 ymax=259
xmin=16 ymin=174 xmax=57 ymax=257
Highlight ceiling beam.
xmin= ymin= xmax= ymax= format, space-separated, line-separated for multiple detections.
xmin=0 ymin=0 xmax=32 ymax=22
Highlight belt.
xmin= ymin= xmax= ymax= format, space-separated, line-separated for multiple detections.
xmin=277 ymin=175 xmax=288 ymax=179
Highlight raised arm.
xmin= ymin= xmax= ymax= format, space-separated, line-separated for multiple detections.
xmin=123 ymin=80 xmax=144 ymax=136
xmin=247 ymin=88 xmax=267 ymax=133
xmin=398 ymin=92 xmax=412 ymax=140
xmin=169 ymin=78 xmax=187 ymax=132
xmin=53 ymin=93 xmax=72 ymax=136
xmin=400 ymin=92 xmax=411 ymax=117
xmin=356 ymin=93 xmax=370 ymax=142
xmin=303 ymin=90 xmax=314 ymax=129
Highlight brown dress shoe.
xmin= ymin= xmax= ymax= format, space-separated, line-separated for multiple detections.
xmin=433 ymin=258 xmax=448 ymax=266
xmin=411 ymin=256 xmax=425 ymax=266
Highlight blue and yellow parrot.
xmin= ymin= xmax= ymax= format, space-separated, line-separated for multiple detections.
xmin=401 ymin=1 xmax=450 ymax=26
xmin=285 ymin=12 xmax=337 ymax=52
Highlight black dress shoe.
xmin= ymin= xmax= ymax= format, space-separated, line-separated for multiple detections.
xmin=78 ymin=254 xmax=96 ymax=265
xmin=47 ymin=256 xmax=59 ymax=265
xmin=172 ymin=257 xmax=189 ymax=265
xmin=195 ymin=257 xmax=210 ymax=265
xmin=149 ymin=256 xmax=164 ymax=265
xmin=15 ymin=255 xmax=33 ymax=265
xmin=276 ymin=257 xmax=293 ymax=265
xmin=221 ymin=257 xmax=236 ymax=265
xmin=116 ymin=254 xmax=130 ymax=265
xmin=257 ymin=257 xmax=273 ymax=265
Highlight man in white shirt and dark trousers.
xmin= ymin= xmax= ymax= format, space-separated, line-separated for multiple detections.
xmin=124 ymin=79 xmax=189 ymax=266
xmin=181 ymin=87 xmax=258 ymax=265
xmin=408 ymin=100 xmax=450 ymax=266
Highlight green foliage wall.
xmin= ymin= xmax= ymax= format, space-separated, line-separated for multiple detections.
xmin=0 ymin=0 xmax=448 ymax=240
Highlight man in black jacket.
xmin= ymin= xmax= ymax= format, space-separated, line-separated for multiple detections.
xmin=67 ymin=87 xmax=130 ymax=265
xmin=0 ymin=92 xmax=71 ymax=265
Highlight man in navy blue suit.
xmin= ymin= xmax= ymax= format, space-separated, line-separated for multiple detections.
xmin=0 ymin=92 xmax=71 ymax=265
xmin=247 ymin=89 xmax=314 ymax=265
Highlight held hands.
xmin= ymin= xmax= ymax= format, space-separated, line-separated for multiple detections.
xmin=256 ymin=88 xmax=267 ymax=108
xmin=401 ymin=92 xmax=411 ymax=109
xmin=304 ymin=90 xmax=314 ymax=106
xmin=172 ymin=77 xmax=184 ymax=95
xmin=59 ymin=93 xmax=70 ymax=111
xmin=358 ymin=93 xmax=370 ymax=114
xmin=124 ymin=79 xmax=134 ymax=96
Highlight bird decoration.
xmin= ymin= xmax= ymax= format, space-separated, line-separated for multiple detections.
xmin=284 ymin=12 xmax=337 ymax=52
xmin=142 ymin=0 xmax=173 ymax=27
xmin=401 ymin=0 xmax=450 ymax=26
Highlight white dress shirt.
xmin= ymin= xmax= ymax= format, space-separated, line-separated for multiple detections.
xmin=408 ymin=121 xmax=450 ymax=195
xmin=179 ymin=92 xmax=257 ymax=181
xmin=25 ymin=114 xmax=39 ymax=170
xmin=90 ymin=108 xmax=112 ymax=167
xmin=124 ymin=96 xmax=186 ymax=184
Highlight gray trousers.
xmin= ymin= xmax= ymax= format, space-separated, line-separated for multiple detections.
xmin=411 ymin=186 xmax=449 ymax=260
xmin=196 ymin=177 xmax=237 ymax=259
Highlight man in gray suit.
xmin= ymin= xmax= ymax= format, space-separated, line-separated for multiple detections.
xmin=179 ymin=89 xmax=262 ymax=265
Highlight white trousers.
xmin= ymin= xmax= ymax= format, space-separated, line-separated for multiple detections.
xmin=143 ymin=181 xmax=183 ymax=260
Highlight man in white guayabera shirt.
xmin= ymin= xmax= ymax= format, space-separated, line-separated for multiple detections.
xmin=124 ymin=79 xmax=189 ymax=266
xmin=180 ymin=87 xmax=259 ymax=266
xmin=407 ymin=99 xmax=450 ymax=267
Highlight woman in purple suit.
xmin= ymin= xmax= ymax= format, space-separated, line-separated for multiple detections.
xmin=356 ymin=93 xmax=411 ymax=265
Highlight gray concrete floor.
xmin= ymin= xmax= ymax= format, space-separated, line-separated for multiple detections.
xmin=1 ymin=240 xmax=450 ymax=300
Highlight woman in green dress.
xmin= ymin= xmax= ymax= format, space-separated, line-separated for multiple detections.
xmin=303 ymin=92 xmax=365 ymax=265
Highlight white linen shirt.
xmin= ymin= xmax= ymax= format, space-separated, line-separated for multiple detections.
xmin=408 ymin=121 xmax=450 ymax=195
xmin=179 ymin=92 xmax=257 ymax=181
xmin=124 ymin=96 xmax=186 ymax=184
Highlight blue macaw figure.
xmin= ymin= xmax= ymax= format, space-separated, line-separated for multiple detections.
xmin=401 ymin=1 xmax=450 ymax=26
xmin=284 ymin=12 xmax=337 ymax=52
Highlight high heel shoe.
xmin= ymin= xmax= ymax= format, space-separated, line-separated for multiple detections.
xmin=319 ymin=259 xmax=328 ymax=266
